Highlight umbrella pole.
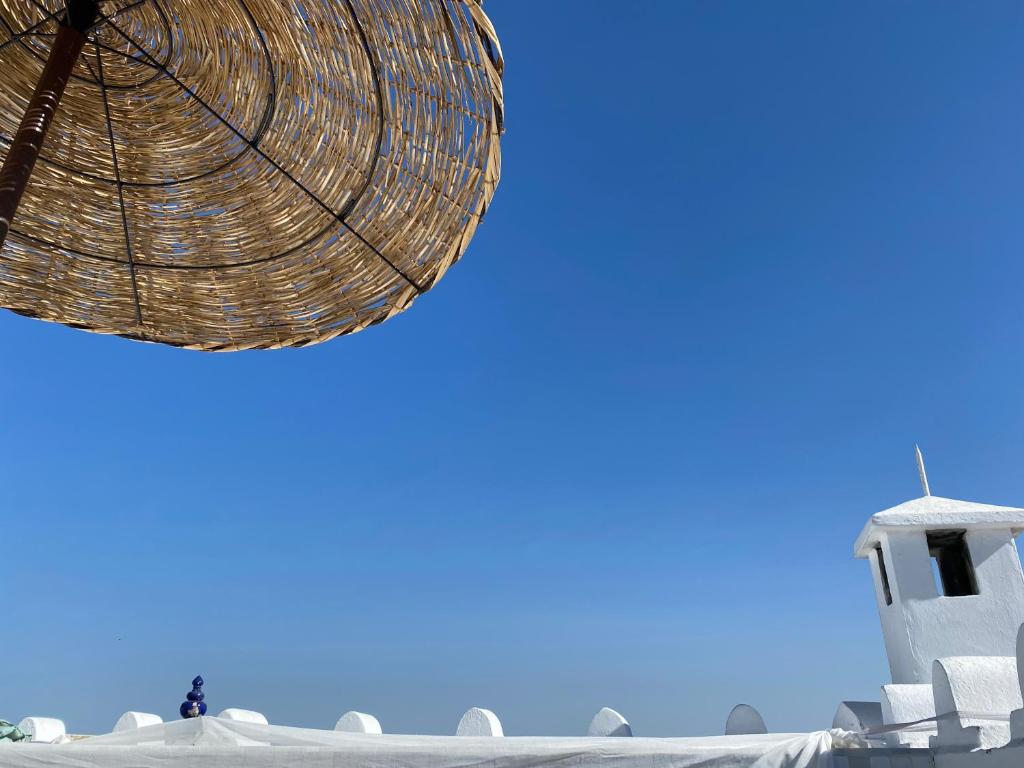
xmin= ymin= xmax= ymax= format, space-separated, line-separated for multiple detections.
xmin=0 ymin=0 xmax=99 ymax=250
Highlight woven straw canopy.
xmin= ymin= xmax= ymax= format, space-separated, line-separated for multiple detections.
xmin=0 ymin=0 xmax=502 ymax=350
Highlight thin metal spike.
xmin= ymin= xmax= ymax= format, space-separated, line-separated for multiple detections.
xmin=915 ymin=445 xmax=931 ymax=497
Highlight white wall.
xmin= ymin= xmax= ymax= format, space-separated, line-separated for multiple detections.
xmin=872 ymin=529 xmax=1024 ymax=683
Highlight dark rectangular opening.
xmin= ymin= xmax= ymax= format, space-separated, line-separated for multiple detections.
xmin=875 ymin=545 xmax=893 ymax=605
xmin=927 ymin=530 xmax=978 ymax=597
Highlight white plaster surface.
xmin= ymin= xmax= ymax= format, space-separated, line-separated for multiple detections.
xmin=587 ymin=708 xmax=632 ymax=737
xmin=456 ymin=708 xmax=503 ymax=737
xmin=334 ymin=711 xmax=382 ymax=734
xmin=932 ymin=743 xmax=1024 ymax=768
xmin=854 ymin=496 xmax=1024 ymax=557
xmin=860 ymin=498 xmax=1024 ymax=684
xmin=881 ymin=684 xmax=935 ymax=747
xmin=931 ymin=656 xmax=1020 ymax=750
xmin=1011 ymin=625 xmax=1024 ymax=740
xmin=217 ymin=709 xmax=269 ymax=725
xmin=113 ymin=712 xmax=163 ymax=732
xmin=17 ymin=717 xmax=66 ymax=743
xmin=1018 ymin=624 xmax=1024 ymax=696
xmin=725 ymin=705 xmax=767 ymax=735
xmin=831 ymin=701 xmax=882 ymax=732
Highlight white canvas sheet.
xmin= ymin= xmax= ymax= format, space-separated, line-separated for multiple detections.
xmin=0 ymin=717 xmax=854 ymax=768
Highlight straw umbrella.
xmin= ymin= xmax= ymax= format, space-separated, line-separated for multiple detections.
xmin=0 ymin=0 xmax=503 ymax=350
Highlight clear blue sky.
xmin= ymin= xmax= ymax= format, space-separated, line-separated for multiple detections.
xmin=4 ymin=0 xmax=1024 ymax=738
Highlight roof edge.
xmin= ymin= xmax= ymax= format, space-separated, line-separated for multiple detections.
xmin=854 ymin=504 xmax=1024 ymax=557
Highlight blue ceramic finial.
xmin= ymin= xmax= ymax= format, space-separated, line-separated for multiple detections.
xmin=180 ymin=675 xmax=207 ymax=719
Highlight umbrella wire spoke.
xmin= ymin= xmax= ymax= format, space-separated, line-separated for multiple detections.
xmin=0 ymin=9 xmax=61 ymax=53
xmin=0 ymin=0 xmax=149 ymax=55
xmin=103 ymin=19 xmax=424 ymax=294
xmin=340 ymin=0 xmax=385 ymax=220
xmin=91 ymin=0 xmax=153 ymax=35
xmin=93 ymin=38 xmax=143 ymax=325
xmin=25 ymin=0 xmax=59 ymax=22
xmin=235 ymin=0 xmax=276 ymax=152
xmin=79 ymin=48 xmax=99 ymax=81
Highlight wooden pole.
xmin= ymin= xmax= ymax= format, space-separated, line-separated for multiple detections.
xmin=0 ymin=2 xmax=98 ymax=250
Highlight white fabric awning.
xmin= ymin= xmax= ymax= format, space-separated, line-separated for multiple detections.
xmin=0 ymin=717 xmax=846 ymax=768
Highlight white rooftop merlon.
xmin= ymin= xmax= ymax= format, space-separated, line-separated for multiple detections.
xmin=724 ymin=705 xmax=767 ymax=736
xmin=17 ymin=717 xmax=66 ymax=744
xmin=855 ymin=448 xmax=1024 ymax=684
xmin=217 ymin=709 xmax=269 ymax=725
xmin=880 ymin=684 xmax=935 ymax=748
xmin=587 ymin=708 xmax=632 ymax=737
xmin=113 ymin=712 xmax=163 ymax=732
xmin=335 ymin=711 xmax=382 ymax=735
xmin=931 ymin=656 xmax=1021 ymax=750
xmin=456 ymin=708 xmax=503 ymax=737
xmin=831 ymin=702 xmax=881 ymax=733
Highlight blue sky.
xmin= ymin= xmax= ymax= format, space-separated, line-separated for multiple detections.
xmin=4 ymin=0 xmax=1024 ymax=737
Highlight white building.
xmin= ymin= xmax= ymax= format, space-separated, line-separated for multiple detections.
xmin=10 ymin=451 xmax=1024 ymax=768
xmin=855 ymin=493 xmax=1024 ymax=684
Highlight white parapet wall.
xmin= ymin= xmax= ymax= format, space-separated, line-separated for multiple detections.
xmin=456 ymin=708 xmax=503 ymax=737
xmin=881 ymin=683 xmax=935 ymax=747
xmin=587 ymin=708 xmax=632 ymax=737
xmin=17 ymin=717 xmax=65 ymax=744
xmin=832 ymin=701 xmax=882 ymax=732
xmin=725 ymin=704 xmax=767 ymax=735
xmin=217 ymin=709 xmax=270 ymax=725
xmin=1012 ymin=625 xmax=1024 ymax=740
xmin=113 ymin=712 xmax=163 ymax=732
xmin=931 ymin=656 xmax=1020 ymax=750
xmin=335 ymin=711 xmax=382 ymax=734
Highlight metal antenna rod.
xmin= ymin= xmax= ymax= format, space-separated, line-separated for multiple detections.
xmin=915 ymin=444 xmax=931 ymax=497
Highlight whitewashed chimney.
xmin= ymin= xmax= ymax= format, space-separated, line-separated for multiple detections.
xmin=855 ymin=453 xmax=1024 ymax=683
